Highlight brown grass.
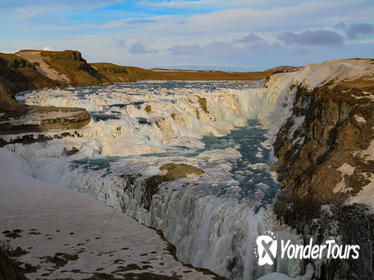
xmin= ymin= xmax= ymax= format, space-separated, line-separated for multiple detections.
xmin=91 ymin=62 xmax=270 ymax=82
xmin=40 ymin=50 xmax=103 ymax=87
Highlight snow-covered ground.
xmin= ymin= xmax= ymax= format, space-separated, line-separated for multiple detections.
xmin=0 ymin=147 xmax=218 ymax=279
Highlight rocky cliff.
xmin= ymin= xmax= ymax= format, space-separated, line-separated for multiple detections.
xmin=271 ymin=59 xmax=374 ymax=279
xmin=0 ymin=51 xmax=93 ymax=135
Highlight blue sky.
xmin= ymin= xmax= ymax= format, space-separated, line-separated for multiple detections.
xmin=1 ymin=0 xmax=373 ymax=70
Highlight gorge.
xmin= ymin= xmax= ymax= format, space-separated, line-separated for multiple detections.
xmin=1 ymin=50 xmax=374 ymax=280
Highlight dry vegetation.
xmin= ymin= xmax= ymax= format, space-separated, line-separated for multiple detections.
xmin=40 ymin=50 xmax=103 ymax=87
xmin=0 ymin=52 xmax=58 ymax=115
xmin=92 ymin=62 xmax=270 ymax=82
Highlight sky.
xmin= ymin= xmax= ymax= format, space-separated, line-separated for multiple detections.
xmin=1 ymin=0 xmax=374 ymax=71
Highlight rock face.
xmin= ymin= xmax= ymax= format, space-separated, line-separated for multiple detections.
xmin=0 ymin=106 xmax=91 ymax=135
xmin=0 ymin=51 xmax=92 ymax=136
xmin=266 ymin=65 xmax=302 ymax=74
xmin=0 ymin=52 xmax=59 ymax=110
xmin=274 ymin=60 xmax=374 ymax=221
xmin=0 ymin=248 xmax=28 ymax=280
xmin=38 ymin=50 xmax=103 ymax=87
xmin=272 ymin=59 xmax=374 ymax=279
xmin=142 ymin=163 xmax=204 ymax=210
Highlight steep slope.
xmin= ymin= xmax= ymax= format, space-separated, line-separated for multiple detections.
xmin=38 ymin=50 xmax=104 ymax=87
xmin=271 ymin=59 xmax=374 ymax=279
xmin=0 ymin=52 xmax=91 ymax=134
xmin=0 ymin=53 xmax=58 ymax=109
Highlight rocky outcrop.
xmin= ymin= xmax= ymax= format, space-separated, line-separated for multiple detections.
xmin=0 ymin=246 xmax=28 ymax=280
xmin=160 ymin=163 xmax=204 ymax=180
xmin=16 ymin=51 xmax=69 ymax=83
xmin=272 ymin=59 xmax=374 ymax=279
xmin=266 ymin=65 xmax=302 ymax=74
xmin=0 ymin=52 xmax=59 ymax=111
xmin=141 ymin=163 xmax=204 ymax=210
xmin=274 ymin=60 xmax=374 ymax=222
xmin=0 ymin=106 xmax=91 ymax=135
xmin=39 ymin=50 xmax=103 ymax=87
xmin=0 ymin=51 xmax=92 ymax=136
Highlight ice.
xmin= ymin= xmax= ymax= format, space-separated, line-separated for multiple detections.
xmin=257 ymin=273 xmax=294 ymax=280
xmin=16 ymin=80 xmax=295 ymax=158
xmin=9 ymin=80 xmax=306 ymax=279
xmin=0 ymin=148 xmax=216 ymax=280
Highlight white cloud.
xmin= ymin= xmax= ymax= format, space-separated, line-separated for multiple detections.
xmin=1 ymin=0 xmax=373 ymax=69
xmin=167 ymin=34 xmax=282 ymax=56
xmin=15 ymin=6 xmax=51 ymax=19
xmin=346 ymin=39 xmax=374 ymax=45
xmin=129 ymin=41 xmax=158 ymax=54
xmin=139 ymin=0 xmax=300 ymax=9
xmin=278 ymin=30 xmax=344 ymax=46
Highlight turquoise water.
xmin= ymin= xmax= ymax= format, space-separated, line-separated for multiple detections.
xmin=68 ymin=80 xmax=278 ymax=208
xmin=142 ymin=120 xmax=278 ymax=204
xmin=191 ymin=120 xmax=278 ymax=206
xmin=70 ymin=120 xmax=278 ymax=207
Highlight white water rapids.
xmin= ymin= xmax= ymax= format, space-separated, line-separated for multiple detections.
xmin=9 ymin=78 xmax=310 ymax=279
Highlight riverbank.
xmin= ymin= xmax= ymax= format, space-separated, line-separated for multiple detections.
xmin=0 ymin=148 xmax=221 ymax=280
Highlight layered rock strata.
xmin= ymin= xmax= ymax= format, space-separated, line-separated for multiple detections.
xmin=272 ymin=59 xmax=374 ymax=279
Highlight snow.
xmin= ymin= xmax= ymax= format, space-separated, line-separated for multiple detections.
xmin=349 ymin=176 xmax=374 ymax=212
xmin=291 ymin=59 xmax=374 ymax=89
xmin=357 ymin=140 xmax=374 ymax=162
xmin=0 ymin=148 xmax=216 ymax=280
xmin=354 ymin=115 xmax=366 ymax=124
xmin=257 ymin=273 xmax=293 ymax=280
xmin=7 ymin=79 xmax=311 ymax=279
xmin=348 ymin=141 xmax=374 ymax=211
xmin=333 ymin=163 xmax=355 ymax=193
xmin=16 ymin=51 xmax=69 ymax=83
xmin=8 ymin=58 xmax=372 ymax=279
xmin=288 ymin=116 xmax=305 ymax=139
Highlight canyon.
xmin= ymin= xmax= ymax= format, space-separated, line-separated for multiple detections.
xmin=1 ymin=50 xmax=373 ymax=280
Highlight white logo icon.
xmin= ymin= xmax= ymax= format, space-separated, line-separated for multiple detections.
xmin=255 ymin=233 xmax=360 ymax=266
xmin=256 ymin=232 xmax=277 ymax=266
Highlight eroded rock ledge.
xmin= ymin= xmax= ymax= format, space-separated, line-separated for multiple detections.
xmin=0 ymin=50 xmax=94 ymax=137
xmin=142 ymin=163 xmax=204 ymax=210
xmin=0 ymin=106 xmax=90 ymax=135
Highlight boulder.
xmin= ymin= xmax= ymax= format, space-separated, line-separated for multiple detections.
xmin=160 ymin=163 xmax=204 ymax=180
